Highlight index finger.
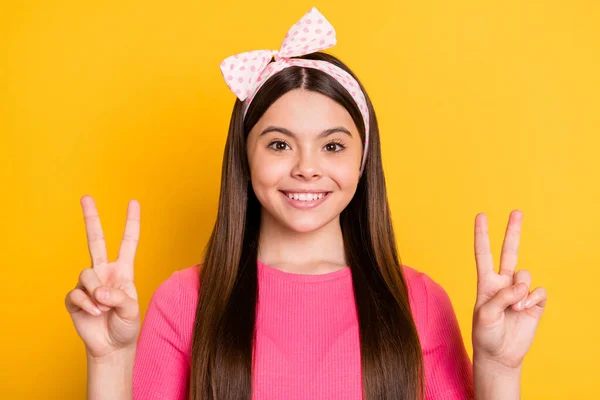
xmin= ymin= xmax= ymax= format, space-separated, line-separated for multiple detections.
xmin=81 ymin=195 xmax=109 ymax=267
xmin=474 ymin=213 xmax=495 ymax=281
xmin=117 ymin=200 xmax=140 ymax=278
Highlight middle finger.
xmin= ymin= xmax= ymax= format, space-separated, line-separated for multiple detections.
xmin=499 ymin=210 xmax=523 ymax=278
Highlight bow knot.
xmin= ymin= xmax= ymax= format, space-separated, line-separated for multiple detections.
xmin=220 ymin=7 xmax=336 ymax=101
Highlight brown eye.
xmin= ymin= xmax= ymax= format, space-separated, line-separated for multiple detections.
xmin=268 ymin=140 xmax=290 ymax=151
xmin=324 ymin=142 xmax=345 ymax=152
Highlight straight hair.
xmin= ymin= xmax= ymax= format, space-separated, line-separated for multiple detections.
xmin=188 ymin=52 xmax=425 ymax=400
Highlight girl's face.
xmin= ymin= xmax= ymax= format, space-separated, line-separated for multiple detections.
xmin=246 ymin=89 xmax=363 ymax=233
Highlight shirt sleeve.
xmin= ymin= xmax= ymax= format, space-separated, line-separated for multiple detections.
xmin=133 ymin=271 xmax=190 ymax=400
xmin=420 ymin=273 xmax=475 ymax=400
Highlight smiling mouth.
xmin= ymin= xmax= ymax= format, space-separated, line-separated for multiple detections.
xmin=279 ymin=191 xmax=331 ymax=201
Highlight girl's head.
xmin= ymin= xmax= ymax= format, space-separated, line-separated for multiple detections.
xmin=243 ymin=53 xmax=368 ymax=233
xmin=191 ymin=9 xmax=424 ymax=400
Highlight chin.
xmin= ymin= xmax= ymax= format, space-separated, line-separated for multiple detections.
xmin=281 ymin=217 xmax=328 ymax=234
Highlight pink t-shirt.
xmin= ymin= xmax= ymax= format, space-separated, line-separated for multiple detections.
xmin=132 ymin=261 xmax=474 ymax=399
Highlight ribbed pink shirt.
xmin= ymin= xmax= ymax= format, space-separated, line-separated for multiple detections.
xmin=132 ymin=261 xmax=474 ymax=399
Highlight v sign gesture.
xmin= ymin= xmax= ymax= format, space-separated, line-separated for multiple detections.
xmin=64 ymin=196 xmax=141 ymax=360
xmin=472 ymin=210 xmax=548 ymax=379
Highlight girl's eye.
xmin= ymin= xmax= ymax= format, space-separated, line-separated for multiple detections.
xmin=324 ymin=141 xmax=346 ymax=152
xmin=268 ymin=140 xmax=290 ymax=151
xmin=267 ymin=140 xmax=346 ymax=152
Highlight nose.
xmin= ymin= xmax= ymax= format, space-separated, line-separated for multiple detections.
xmin=291 ymin=150 xmax=322 ymax=180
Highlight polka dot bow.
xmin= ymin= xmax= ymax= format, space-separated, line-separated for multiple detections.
xmin=219 ymin=7 xmax=370 ymax=175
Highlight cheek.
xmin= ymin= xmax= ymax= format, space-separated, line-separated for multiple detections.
xmin=325 ymin=156 xmax=361 ymax=188
xmin=250 ymin=157 xmax=290 ymax=192
xmin=335 ymin=170 xmax=360 ymax=192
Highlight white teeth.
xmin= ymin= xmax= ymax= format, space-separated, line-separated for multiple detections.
xmin=285 ymin=192 xmax=327 ymax=201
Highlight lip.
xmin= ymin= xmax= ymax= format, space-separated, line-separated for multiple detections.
xmin=279 ymin=190 xmax=331 ymax=210
xmin=280 ymin=189 xmax=330 ymax=193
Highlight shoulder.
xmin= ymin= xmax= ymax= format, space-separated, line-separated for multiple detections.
xmin=134 ymin=264 xmax=201 ymax=399
xmin=400 ymin=264 xmax=456 ymax=343
xmin=155 ymin=264 xmax=201 ymax=318
xmin=401 ymin=264 xmax=432 ymax=307
xmin=139 ymin=264 xmax=201 ymax=354
xmin=401 ymin=265 xmax=475 ymax=397
xmin=150 ymin=263 xmax=200 ymax=303
xmin=175 ymin=263 xmax=201 ymax=292
xmin=401 ymin=264 xmax=451 ymax=306
xmin=141 ymin=264 xmax=201 ymax=330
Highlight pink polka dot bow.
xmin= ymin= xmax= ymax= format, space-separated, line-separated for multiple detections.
xmin=219 ymin=7 xmax=370 ymax=175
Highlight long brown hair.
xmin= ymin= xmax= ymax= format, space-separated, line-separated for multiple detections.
xmin=189 ymin=52 xmax=425 ymax=400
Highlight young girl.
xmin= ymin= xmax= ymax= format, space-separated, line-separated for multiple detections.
xmin=65 ymin=7 xmax=547 ymax=400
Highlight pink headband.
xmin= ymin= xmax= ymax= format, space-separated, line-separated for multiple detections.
xmin=219 ymin=7 xmax=370 ymax=175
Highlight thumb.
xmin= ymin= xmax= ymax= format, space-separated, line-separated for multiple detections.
xmin=485 ymin=282 xmax=529 ymax=320
xmin=94 ymin=286 xmax=139 ymax=322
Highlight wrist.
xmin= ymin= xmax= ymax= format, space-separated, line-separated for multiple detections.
xmin=473 ymin=355 xmax=521 ymax=400
xmin=87 ymin=346 xmax=136 ymax=366
xmin=473 ymin=353 xmax=523 ymax=378
xmin=86 ymin=346 xmax=135 ymax=400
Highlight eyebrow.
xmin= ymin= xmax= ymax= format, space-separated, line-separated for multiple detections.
xmin=259 ymin=125 xmax=353 ymax=139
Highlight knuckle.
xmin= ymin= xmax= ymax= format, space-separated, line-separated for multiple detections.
xmin=126 ymin=301 xmax=141 ymax=319
xmin=474 ymin=248 xmax=490 ymax=256
xmin=517 ymin=268 xmax=531 ymax=277
xmin=475 ymin=229 xmax=489 ymax=237
xmin=504 ymin=285 xmax=518 ymax=298
xmin=73 ymin=287 xmax=87 ymax=300
xmin=514 ymin=269 xmax=532 ymax=283
xmin=78 ymin=268 xmax=96 ymax=284
xmin=502 ymin=248 xmax=517 ymax=256
xmin=84 ymin=214 xmax=102 ymax=224
xmin=66 ymin=288 xmax=86 ymax=306
xmin=126 ymin=217 xmax=140 ymax=225
xmin=507 ymin=225 xmax=522 ymax=235
xmin=78 ymin=268 xmax=91 ymax=283
xmin=122 ymin=234 xmax=139 ymax=243
xmin=87 ymin=232 xmax=105 ymax=242
xmin=474 ymin=307 xmax=493 ymax=325
xmin=96 ymin=286 xmax=111 ymax=301
xmin=93 ymin=256 xmax=108 ymax=265
xmin=64 ymin=290 xmax=74 ymax=306
xmin=129 ymin=299 xmax=140 ymax=313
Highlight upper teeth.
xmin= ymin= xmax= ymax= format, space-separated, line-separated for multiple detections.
xmin=286 ymin=192 xmax=326 ymax=201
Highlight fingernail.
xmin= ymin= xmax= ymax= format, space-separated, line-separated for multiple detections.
xmin=525 ymin=298 xmax=533 ymax=308
xmin=100 ymin=288 xmax=110 ymax=301
xmin=90 ymin=306 xmax=102 ymax=316
xmin=516 ymin=300 xmax=523 ymax=309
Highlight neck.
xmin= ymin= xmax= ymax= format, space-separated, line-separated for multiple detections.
xmin=257 ymin=208 xmax=347 ymax=274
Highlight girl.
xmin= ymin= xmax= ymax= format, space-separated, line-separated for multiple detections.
xmin=65 ymin=7 xmax=547 ymax=400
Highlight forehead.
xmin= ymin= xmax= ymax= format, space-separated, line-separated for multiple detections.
xmin=252 ymin=89 xmax=358 ymax=136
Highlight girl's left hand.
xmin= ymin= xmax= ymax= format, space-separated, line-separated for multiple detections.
xmin=472 ymin=210 xmax=548 ymax=371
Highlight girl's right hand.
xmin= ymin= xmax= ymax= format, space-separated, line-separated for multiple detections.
xmin=65 ymin=195 xmax=141 ymax=360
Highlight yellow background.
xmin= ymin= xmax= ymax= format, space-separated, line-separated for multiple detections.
xmin=1 ymin=0 xmax=598 ymax=398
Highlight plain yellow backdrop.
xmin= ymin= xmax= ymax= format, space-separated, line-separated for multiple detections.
xmin=1 ymin=0 xmax=598 ymax=398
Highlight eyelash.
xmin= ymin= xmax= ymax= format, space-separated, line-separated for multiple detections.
xmin=267 ymin=139 xmax=347 ymax=153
